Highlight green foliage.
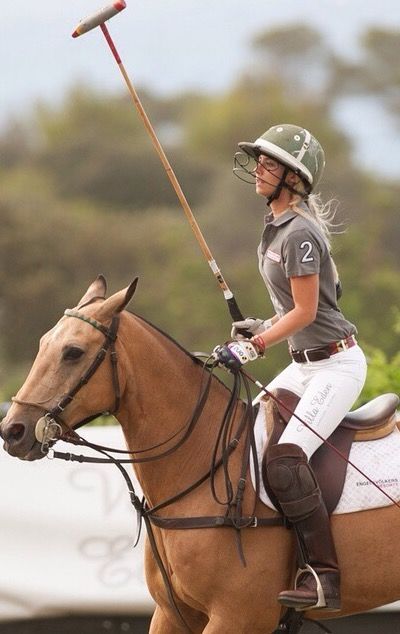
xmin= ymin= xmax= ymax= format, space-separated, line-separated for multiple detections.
xmin=252 ymin=24 xmax=324 ymax=57
xmin=9 ymin=87 xmax=217 ymax=211
xmin=356 ymin=293 xmax=400 ymax=404
xmin=360 ymin=346 xmax=400 ymax=403
xmin=361 ymin=27 xmax=400 ymax=86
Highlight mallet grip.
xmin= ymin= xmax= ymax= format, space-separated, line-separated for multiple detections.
xmin=72 ymin=1 xmax=127 ymax=38
xmin=227 ymin=298 xmax=252 ymax=339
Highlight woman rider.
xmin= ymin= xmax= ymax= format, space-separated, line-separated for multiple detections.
xmin=214 ymin=124 xmax=367 ymax=612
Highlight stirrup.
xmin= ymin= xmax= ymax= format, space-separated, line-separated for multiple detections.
xmin=294 ymin=564 xmax=326 ymax=610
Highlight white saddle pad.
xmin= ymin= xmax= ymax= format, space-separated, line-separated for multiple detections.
xmin=250 ymin=402 xmax=400 ymax=515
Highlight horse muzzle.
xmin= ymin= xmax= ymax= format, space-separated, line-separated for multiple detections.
xmin=0 ymin=415 xmax=47 ymax=461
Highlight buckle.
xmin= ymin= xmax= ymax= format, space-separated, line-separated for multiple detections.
xmin=291 ymin=348 xmax=311 ymax=363
xmin=337 ymin=336 xmax=353 ymax=353
xmin=290 ymin=347 xmax=304 ymax=363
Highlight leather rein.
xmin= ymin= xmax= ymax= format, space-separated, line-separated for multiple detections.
xmin=12 ymin=308 xmax=281 ymax=528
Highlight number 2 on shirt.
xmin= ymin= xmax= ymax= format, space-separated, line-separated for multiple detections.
xmin=300 ymin=240 xmax=314 ymax=263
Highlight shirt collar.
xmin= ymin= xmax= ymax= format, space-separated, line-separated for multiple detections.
xmin=265 ymin=208 xmax=298 ymax=227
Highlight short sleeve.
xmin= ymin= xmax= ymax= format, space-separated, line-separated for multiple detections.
xmin=282 ymin=229 xmax=322 ymax=277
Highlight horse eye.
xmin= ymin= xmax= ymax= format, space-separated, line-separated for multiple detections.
xmin=63 ymin=346 xmax=84 ymax=361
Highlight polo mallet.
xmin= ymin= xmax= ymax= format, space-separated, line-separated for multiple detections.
xmin=72 ymin=2 xmax=247 ymax=327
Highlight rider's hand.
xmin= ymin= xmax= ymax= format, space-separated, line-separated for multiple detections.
xmin=231 ymin=317 xmax=273 ymax=340
xmin=213 ymin=340 xmax=261 ymax=372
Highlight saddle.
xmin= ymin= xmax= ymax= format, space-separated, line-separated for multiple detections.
xmin=262 ymin=390 xmax=400 ymax=515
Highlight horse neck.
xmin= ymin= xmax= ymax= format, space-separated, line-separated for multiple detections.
xmin=116 ymin=313 xmax=235 ymax=506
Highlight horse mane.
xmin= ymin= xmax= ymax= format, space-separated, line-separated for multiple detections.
xmin=127 ymin=310 xmax=234 ymax=394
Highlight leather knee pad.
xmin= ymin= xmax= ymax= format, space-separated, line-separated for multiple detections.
xmin=265 ymin=443 xmax=320 ymax=521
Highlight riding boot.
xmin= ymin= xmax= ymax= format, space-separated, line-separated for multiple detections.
xmin=265 ymin=442 xmax=341 ymax=612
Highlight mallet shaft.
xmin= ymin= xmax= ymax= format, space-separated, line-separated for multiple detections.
xmin=100 ymin=23 xmax=239 ymax=306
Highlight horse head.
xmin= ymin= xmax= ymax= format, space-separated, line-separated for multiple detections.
xmin=0 ymin=275 xmax=138 ymax=461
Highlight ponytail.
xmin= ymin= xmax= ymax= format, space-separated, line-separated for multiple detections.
xmin=288 ymin=183 xmax=342 ymax=286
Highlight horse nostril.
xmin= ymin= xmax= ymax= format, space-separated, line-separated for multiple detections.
xmin=7 ymin=423 xmax=26 ymax=443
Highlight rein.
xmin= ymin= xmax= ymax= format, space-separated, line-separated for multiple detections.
xmin=15 ymin=309 xmax=279 ymax=533
xmin=50 ymin=367 xmax=282 ymax=530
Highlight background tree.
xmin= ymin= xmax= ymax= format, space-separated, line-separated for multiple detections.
xmin=0 ymin=23 xmax=399 ymax=404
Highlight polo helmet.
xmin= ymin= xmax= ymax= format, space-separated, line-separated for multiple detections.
xmin=238 ymin=124 xmax=325 ymax=191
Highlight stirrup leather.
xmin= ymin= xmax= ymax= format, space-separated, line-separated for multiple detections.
xmin=294 ymin=564 xmax=326 ymax=610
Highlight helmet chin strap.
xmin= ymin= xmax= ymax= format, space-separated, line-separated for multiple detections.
xmin=266 ymin=168 xmax=310 ymax=205
xmin=266 ymin=167 xmax=289 ymax=205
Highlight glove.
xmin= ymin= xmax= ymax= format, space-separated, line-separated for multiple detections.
xmin=213 ymin=340 xmax=260 ymax=372
xmin=231 ymin=317 xmax=273 ymax=340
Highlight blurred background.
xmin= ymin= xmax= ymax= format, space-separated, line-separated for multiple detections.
xmin=1 ymin=0 xmax=400 ymax=631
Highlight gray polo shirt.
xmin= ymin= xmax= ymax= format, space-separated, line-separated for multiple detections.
xmin=257 ymin=207 xmax=357 ymax=350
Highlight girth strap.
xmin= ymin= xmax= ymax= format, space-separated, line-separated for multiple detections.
xmin=146 ymin=513 xmax=284 ymax=530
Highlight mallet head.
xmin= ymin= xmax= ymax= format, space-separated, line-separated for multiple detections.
xmin=72 ymin=1 xmax=127 ymax=38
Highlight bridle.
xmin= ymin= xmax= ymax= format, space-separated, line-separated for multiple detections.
xmin=57 ymin=309 xmax=122 ymax=417
xmin=12 ymin=309 xmax=121 ymax=451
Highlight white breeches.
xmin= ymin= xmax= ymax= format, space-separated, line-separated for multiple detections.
xmin=264 ymin=345 xmax=367 ymax=459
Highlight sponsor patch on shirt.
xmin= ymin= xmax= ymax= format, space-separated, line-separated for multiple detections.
xmin=266 ymin=249 xmax=281 ymax=263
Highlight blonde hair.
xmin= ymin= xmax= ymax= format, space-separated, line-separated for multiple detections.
xmin=288 ymin=180 xmax=341 ymax=284
xmin=287 ymin=174 xmax=342 ymax=243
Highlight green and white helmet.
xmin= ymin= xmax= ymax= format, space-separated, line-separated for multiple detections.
xmin=239 ymin=124 xmax=325 ymax=191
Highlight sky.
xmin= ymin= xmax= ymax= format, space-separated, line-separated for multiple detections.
xmin=2 ymin=0 xmax=400 ymax=176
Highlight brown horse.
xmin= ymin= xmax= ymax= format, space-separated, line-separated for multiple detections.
xmin=1 ymin=276 xmax=400 ymax=633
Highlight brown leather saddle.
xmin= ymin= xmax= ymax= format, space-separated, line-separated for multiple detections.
xmin=262 ymin=390 xmax=400 ymax=514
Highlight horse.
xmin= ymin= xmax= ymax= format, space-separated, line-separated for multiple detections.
xmin=1 ymin=275 xmax=400 ymax=634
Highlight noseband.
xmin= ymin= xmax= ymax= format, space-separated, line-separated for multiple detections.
xmin=12 ymin=309 xmax=121 ymax=450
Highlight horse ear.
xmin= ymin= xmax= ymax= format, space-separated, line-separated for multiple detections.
xmin=95 ymin=277 xmax=139 ymax=320
xmin=77 ymin=275 xmax=107 ymax=308
xmin=116 ymin=277 xmax=139 ymax=313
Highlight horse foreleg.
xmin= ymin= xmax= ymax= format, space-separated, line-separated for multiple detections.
xmin=149 ymin=604 xmax=207 ymax=634
xmin=200 ymin=608 xmax=281 ymax=634
xmin=145 ymin=538 xmax=208 ymax=633
xmin=149 ymin=605 xmax=187 ymax=633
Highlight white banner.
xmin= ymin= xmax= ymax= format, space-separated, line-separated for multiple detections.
xmin=0 ymin=426 xmax=154 ymax=622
